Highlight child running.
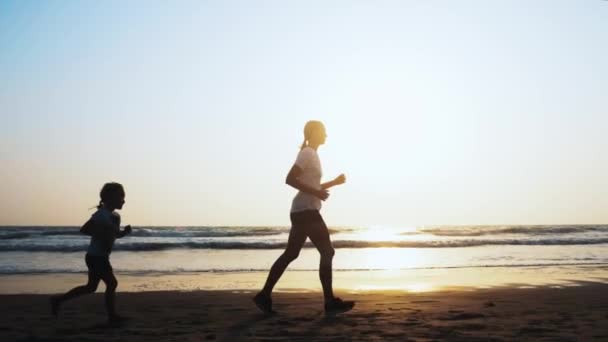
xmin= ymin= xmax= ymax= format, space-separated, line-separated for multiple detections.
xmin=50 ymin=182 xmax=132 ymax=323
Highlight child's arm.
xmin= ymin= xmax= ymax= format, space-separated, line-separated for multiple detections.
xmin=81 ymin=218 xmax=121 ymax=239
xmin=117 ymin=225 xmax=132 ymax=238
xmin=81 ymin=220 xmax=117 ymax=252
xmin=80 ymin=219 xmax=107 ymax=237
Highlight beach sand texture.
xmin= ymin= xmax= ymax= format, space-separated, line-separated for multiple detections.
xmin=2 ymin=283 xmax=608 ymax=341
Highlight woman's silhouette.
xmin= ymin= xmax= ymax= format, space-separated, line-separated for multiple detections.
xmin=253 ymin=120 xmax=355 ymax=314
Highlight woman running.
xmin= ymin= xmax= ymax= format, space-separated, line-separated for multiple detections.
xmin=253 ymin=120 xmax=355 ymax=314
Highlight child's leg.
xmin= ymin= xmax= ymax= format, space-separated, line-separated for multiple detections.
xmin=61 ymin=271 xmax=101 ymax=299
xmin=52 ymin=271 xmax=100 ymax=315
xmin=100 ymin=271 xmax=118 ymax=318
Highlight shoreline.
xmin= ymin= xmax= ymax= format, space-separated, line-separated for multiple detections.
xmin=1 ymin=265 xmax=607 ymax=295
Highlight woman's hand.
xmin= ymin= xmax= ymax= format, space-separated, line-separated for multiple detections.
xmin=321 ymin=173 xmax=347 ymax=190
xmin=333 ymin=174 xmax=346 ymax=185
xmin=315 ymin=189 xmax=330 ymax=201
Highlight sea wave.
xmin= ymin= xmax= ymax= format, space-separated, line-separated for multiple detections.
xmin=1 ymin=262 xmax=607 ymax=275
xmin=0 ymin=233 xmax=32 ymax=240
xmin=0 ymin=227 xmax=290 ymax=239
xmin=417 ymin=225 xmax=608 ymax=237
xmin=0 ymin=226 xmax=357 ymax=240
xmin=2 ymin=238 xmax=608 ymax=252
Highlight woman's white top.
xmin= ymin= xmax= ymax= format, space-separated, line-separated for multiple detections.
xmin=290 ymin=147 xmax=323 ymax=213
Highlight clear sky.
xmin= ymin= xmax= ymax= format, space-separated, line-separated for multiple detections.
xmin=1 ymin=0 xmax=607 ymax=227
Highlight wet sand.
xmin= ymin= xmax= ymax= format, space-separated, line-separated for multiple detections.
xmin=2 ymin=283 xmax=608 ymax=341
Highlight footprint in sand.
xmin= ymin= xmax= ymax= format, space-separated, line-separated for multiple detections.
xmin=411 ymin=300 xmax=439 ymax=303
xmin=438 ymin=312 xmax=485 ymax=321
xmin=402 ymin=320 xmax=422 ymax=327
xmin=276 ymin=319 xmax=292 ymax=326
xmin=292 ymin=316 xmax=315 ymax=322
xmin=452 ymin=323 xmax=486 ymax=331
xmin=360 ymin=329 xmax=382 ymax=335
xmin=518 ymin=326 xmax=556 ymax=335
xmin=351 ymin=313 xmax=381 ymax=319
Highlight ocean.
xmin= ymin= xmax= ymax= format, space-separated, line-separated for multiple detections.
xmin=1 ymin=225 xmax=607 ymax=276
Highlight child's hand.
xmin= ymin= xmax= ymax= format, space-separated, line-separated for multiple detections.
xmin=124 ymin=225 xmax=132 ymax=235
xmin=334 ymin=174 xmax=346 ymax=185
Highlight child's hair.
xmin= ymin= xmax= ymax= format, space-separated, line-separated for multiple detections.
xmin=97 ymin=182 xmax=125 ymax=209
xmin=300 ymin=120 xmax=324 ymax=150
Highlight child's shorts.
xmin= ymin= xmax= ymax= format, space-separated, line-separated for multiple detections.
xmin=85 ymin=254 xmax=113 ymax=276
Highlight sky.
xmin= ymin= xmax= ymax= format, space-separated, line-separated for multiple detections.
xmin=1 ymin=0 xmax=607 ymax=227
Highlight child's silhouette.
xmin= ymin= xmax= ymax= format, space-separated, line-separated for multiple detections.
xmin=50 ymin=182 xmax=132 ymax=323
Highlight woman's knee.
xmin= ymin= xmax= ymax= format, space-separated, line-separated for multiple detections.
xmin=282 ymin=250 xmax=300 ymax=262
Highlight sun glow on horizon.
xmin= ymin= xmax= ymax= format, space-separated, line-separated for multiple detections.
xmin=340 ymin=247 xmax=431 ymax=271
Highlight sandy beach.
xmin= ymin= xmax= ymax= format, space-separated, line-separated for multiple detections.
xmin=2 ymin=282 xmax=607 ymax=341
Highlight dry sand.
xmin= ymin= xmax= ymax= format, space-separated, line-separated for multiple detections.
xmin=1 ymin=283 xmax=608 ymax=341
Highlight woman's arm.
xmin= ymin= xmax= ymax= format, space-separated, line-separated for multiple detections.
xmin=321 ymin=174 xmax=346 ymax=190
xmin=286 ymin=165 xmax=329 ymax=200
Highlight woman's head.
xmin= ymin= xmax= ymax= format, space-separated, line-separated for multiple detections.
xmin=300 ymin=120 xmax=326 ymax=150
xmin=97 ymin=182 xmax=126 ymax=210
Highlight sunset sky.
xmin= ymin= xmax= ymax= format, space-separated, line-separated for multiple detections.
xmin=1 ymin=0 xmax=607 ymax=227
